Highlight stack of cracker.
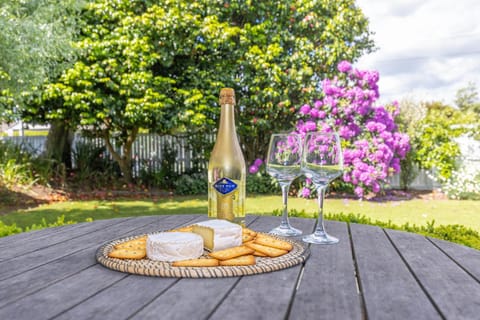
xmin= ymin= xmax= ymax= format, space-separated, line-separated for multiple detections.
xmin=107 ymin=227 xmax=294 ymax=268
xmin=172 ymin=228 xmax=293 ymax=267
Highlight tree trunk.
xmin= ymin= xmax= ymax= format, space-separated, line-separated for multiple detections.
xmin=102 ymin=128 xmax=138 ymax=183
xmin=44 ymin=121 xmax=74 ymax=169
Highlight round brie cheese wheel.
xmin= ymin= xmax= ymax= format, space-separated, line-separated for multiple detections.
xmin=146 ymin=232 xmax=204 ymax=262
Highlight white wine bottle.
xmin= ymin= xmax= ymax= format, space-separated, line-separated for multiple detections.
xmin=208 ymin=88 xmax=246 ymax=225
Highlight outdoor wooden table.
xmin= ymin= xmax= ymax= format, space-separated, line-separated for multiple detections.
xmin=0 ymin=214 xmax=479 ymax=320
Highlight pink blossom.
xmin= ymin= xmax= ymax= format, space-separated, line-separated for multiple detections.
xmin=310 ymin=108 xmax=319 ymax=118
xmin=249 ymin=165 xmax=259 ymax=174
xmin=301 ymin=187 xmax=311 ymax=198
xmin=254 ymin=158 xmax=263 ymax=167
xmin=337 ymin=60 xmax=352 ymax=73
xmin=354 ymin=186 xmax=364 ymax=197
xmin=299 ymin=104 xmax=311 ymax=115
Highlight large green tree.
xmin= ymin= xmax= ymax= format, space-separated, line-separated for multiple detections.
xmin=409 ymin=101 xmax=473 ymax=181
xmin=0 ymin=0 xmax=81 ymax=114
xmin=1 ymin=0 xmax=83 ymax=170
xmin=29 ymin=0 xmax=374 ymax=182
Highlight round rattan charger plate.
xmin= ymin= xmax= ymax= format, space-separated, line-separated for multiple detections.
xmin=96 ymin=232 xmax=310 ymax=278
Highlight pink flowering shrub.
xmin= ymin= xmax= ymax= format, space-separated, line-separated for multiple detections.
xmin=295 ymin=61 xmax=410 ymax=198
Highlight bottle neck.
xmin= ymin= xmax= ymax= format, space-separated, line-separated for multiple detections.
xmin=218 ymin=103 xmax=236 ymax=138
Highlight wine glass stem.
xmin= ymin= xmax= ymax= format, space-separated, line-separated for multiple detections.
xmin=315 ymin=186 xmax=327 ymax=234
xmin=280 ymin=182 xmax=292 ymax=228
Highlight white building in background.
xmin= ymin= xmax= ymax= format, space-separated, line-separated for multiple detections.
xmin=1 ymin=121 xmax=49 ymax=136
xmin=455 ymin=134 xmax=480 ymax=170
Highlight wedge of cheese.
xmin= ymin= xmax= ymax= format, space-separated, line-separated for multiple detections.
xmin=192 ymin=219 xmax=242 ymax=251
xmin=146 ymin=232 xmax=204 ymax=262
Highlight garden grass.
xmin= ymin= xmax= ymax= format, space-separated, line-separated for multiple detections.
xmin=1 ymin=195 xmax=479 ymax=232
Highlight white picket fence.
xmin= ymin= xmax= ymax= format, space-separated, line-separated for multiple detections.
xmin=73 ymin=134 xmax=212 ymax=175
xmin=0 ymin=134 xmax=212 ymax=177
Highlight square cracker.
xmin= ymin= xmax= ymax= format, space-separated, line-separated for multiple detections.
xmin=244 ymin=242 xmax=288 ymax=258
xmin=254 ymin=234 xmax=293 ymax=251
xmin=219 ymin=255 xmax=256 ymax=266
xmin=208 ymin=246 xmax=254 ymax=261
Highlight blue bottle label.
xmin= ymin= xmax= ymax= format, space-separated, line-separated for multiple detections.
xmin=213 ymin=178 xmax=238 ymax=195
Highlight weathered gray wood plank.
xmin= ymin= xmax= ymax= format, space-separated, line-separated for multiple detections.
xmin=55 ymin=275 xmax=179 ymax=320
xmin=207 ymin=216 xmax=315 ymax=320
xmin=0 ymin=215 xmax=200 ymax=280
xmin=289 ymin=220 xmax=362 ymax=320
xmin=0 ymin=221 xmax=94 ymax=247
xmin=0 ymin=217 xmax=134 ymax=280
xmin=0 ymin=265 xmax=127 ymax=320
xmin=428 ymin=237 xmax=480 ymax=282
xmin=131 ymin=277 xmax=239 ymax=320
xmin=350 ymin=223 xmax=441 ymax=320
xmin=0 ymin=215 xmax=200 ymax=309
xmin=386 ymin=229 xmax=480 ymax=320
xmin=1 ymin=218 xmax=125 ymax=259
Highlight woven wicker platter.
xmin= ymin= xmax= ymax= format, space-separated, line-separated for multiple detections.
xmin=96 ymin=232 xmax=310 ymax=278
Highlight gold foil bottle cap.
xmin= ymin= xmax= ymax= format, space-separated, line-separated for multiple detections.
xmin=219 ymin=88 xmax=236 ymax=105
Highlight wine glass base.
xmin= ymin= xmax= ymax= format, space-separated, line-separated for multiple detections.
xmin=269 ymin=225 xmax=303 ymax=237
xmin=303 ymin=231 xmax=339 ymax=244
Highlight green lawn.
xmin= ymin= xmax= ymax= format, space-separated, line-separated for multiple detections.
xmin=2 ymin=195 xmax=479 ymax=232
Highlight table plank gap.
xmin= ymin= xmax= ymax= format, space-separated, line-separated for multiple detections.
xmin=427 ymin=237 xmax=480 ymax=284
xmin=124 ymin=278 xmax=182 ymax=320
xmin=284 ymin=256 xmax=309 ymax=320
xmin=130 ymin=277 xmax=239 ymax=319
xmin=51 ymin=273 xmax=131 ymax=319
xmin=382 ymin=229 xmax=446 ymax=320
xmin=348 ymin=223 xmax=369 ymax=320
xmin=284 ymin=216 xmax=317 ymax=320
xmin=205 ymin=277 xmax=243 ymax=320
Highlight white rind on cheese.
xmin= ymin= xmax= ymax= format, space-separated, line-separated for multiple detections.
xmin=146 ymin=232 xmax=204 ymax=262
xmin=192 ymin=219 xmax=242 ymax=251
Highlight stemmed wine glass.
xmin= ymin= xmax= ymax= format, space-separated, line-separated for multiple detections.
xmin=266 ymin=133 xmax=303 ymax=237
xmin=301 ymin=132 xmax=344 ymax=244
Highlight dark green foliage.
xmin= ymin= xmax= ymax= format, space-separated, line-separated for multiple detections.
xmin=174 ymin=173 xmax=208 ymax=196
xmin=246 ymin=172 xmax=279 ymax=194
xmin=70 ymin=141 xmax=121 ymax=185
xmin=0 ymin=220 xmax=22 ymax=237
xmin=138 ymin=143 xmax=179 ymax=189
